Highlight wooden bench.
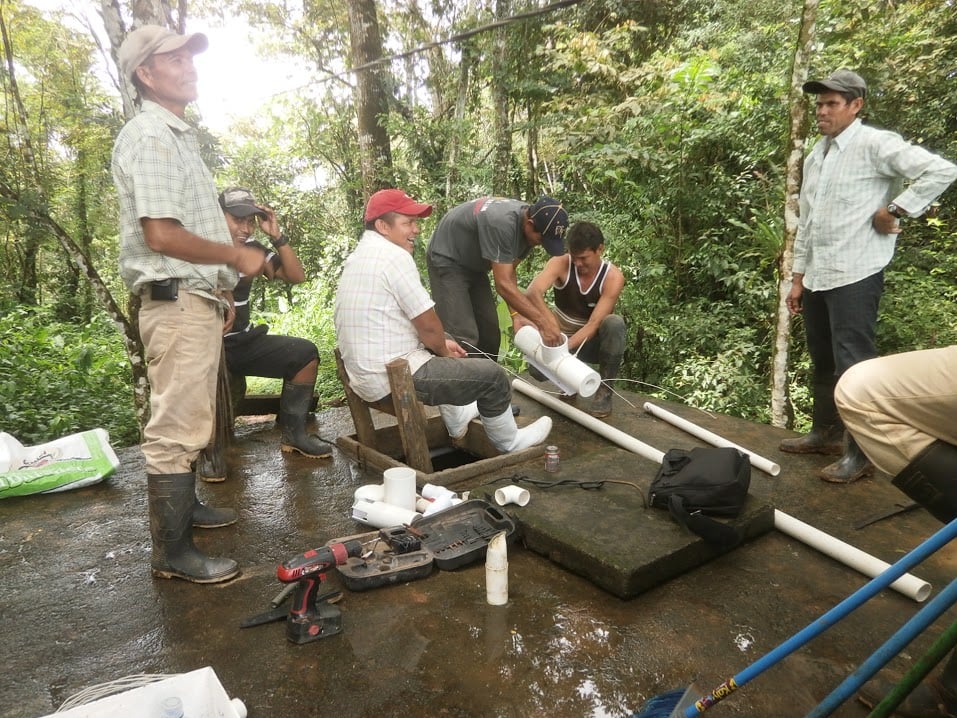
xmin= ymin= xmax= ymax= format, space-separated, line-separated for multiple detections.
xmin=334 ymin=348 xmax=438 ymax=473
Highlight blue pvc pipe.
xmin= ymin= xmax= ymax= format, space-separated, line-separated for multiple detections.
xmin=805 ymin=576 xmax=957 ymax=718
xmin=684 ymin=517 xmax=957 ymax=717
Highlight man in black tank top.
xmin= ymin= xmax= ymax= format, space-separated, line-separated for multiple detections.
xmin=524 ymin=222 xmax=626 ymax=418
xmin=216 ymin=187 xmax=334 ymax=466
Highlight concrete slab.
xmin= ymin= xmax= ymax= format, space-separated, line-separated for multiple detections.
xmin=472 ymin=446 xmax=775 ymax=599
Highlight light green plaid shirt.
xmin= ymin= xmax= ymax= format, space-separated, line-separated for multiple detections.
xmin=111 ymin=100 xmax=237 ymax=298
xmin=795 ymin=119 xmax=957 ymax=291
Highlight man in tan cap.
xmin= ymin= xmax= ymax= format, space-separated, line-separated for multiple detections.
xmin=782 ymin=68 xmax=956 ymax=484
xmin=111 ymin=26 xmax=266 ymax=584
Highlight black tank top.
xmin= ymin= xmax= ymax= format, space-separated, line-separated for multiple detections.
xmin=553 ymin=260 xmax=609 ymax=327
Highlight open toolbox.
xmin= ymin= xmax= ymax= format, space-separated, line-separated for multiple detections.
xmin=411 ymin=498 xmax=517 ymax=570
xmin=326 ymin=528 xmax=434 ymax=591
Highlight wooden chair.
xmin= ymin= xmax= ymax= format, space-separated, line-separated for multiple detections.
xmin=334 ymin=348 xmax=435 ymax=473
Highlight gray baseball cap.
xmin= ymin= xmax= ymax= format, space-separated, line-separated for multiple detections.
xmin=118 ymin=25 xmax=208 ymax=83
xmin=802 ymin=68 xmax=867 ymax=99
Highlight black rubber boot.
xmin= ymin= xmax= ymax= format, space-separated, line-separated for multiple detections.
xmin=779 ymin=424 xmax=844 ymax=455
xmin=892 ymin=440 xmax=957 ymax=524
xmin=589 ymin=352 xmax=621 ymax=418
xmin=819 ymin=434 xmax=874 ymax=484
xmin=279 ymin=381 xmax=333 ymax=459
xmin=147 ymin=473 xmax=239 ymax=583
xmin=192 ymin=496 xmax=237 ymax=529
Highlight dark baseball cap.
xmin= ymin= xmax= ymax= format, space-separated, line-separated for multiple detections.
xmin=218 ymin=187 xmax=267 ymax=219
xmin=802 ymin=68 xmax=867 ymax=99
xmin=528 ymin=197 xmax=569 ymax=256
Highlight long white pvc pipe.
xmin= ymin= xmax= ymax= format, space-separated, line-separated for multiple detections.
xmin=643 ymin=401 xmax=781 ymax=476
xmin=514 ymin=378 xmax=932 ymax=603
xmin=512 ymin=380 xmax=664 ymax=464
xmin=774 ymin=510 xmax=931 ymax=603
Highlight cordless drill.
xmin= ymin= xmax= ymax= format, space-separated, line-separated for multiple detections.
xmin=277 ymin=540 xmax=363 ymax=644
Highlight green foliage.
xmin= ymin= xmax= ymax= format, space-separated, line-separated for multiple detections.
xmin=5 ymin=0 xmax=957 ymax=443
xmin=0 ymin=308 xmax=138 ymax=447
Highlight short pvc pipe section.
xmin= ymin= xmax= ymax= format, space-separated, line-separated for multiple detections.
xmin=643 ymin=401 xmax=781 ymax=476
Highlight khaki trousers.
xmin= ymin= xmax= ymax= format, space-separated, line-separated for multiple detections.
xmin=139 ymin=292 xmax=223 ymax=474
xmin=835 ymin=346 xmax=957 ymax=475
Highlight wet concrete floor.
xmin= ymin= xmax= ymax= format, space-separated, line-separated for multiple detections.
xmin=2 ymin=384 xmax=955 ymax=718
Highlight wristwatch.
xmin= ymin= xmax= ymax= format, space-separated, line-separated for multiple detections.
xmin=886 ymin=203 xmax=904 ymax=219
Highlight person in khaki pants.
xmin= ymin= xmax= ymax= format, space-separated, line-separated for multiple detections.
xmin=836 ymin=347 xmax=957 ymax=716
xmin=112 ymin=26 xmax=265 ymax=583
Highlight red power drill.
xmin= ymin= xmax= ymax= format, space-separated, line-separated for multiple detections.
xmin=277 ymin=540 xmax=363 ymax=644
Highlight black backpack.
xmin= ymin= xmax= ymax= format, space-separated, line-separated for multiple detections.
xmin=649 ymin=446 xmax=751 ymax=548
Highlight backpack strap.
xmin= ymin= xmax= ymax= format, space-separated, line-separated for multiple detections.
xmin=667 ymin=494 xmax=743 ymax=549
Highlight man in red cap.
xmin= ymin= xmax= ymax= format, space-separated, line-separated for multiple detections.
xmin=335 ymin=189 xmax=553 ymax=453
xmin=112 ymin=26 xmax=266 ymax=584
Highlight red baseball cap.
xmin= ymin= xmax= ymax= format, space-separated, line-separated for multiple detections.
xmin=364 ymin=189 xmax=433 ymax=222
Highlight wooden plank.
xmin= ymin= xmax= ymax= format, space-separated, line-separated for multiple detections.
xmin=334 ymin=348 xmax=379 ymax=449
xmin=386 ymin=358 xmax=433 ymax=473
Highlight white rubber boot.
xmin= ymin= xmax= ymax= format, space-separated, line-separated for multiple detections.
xmin=481 ymin=409 xmax=552 ymax=453
xmin=438 ymin=402 xmax=480 ymax=440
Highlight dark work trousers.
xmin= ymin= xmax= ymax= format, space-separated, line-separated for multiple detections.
xmin=427 ymin=259 xmax=501 ymax=361
xmin=802 ymin=270 xmax=884 ymax=429
xmin=410 ymin=356 xmax=511 ymax=417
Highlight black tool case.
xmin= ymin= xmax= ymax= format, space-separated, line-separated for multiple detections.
xmin=327 ymin=529 xmax=434 ymax=591
xmin=411 ymin=499 xmax=517 ymax=570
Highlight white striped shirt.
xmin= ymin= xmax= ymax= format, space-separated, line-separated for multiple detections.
xmin=794 ymin=119 xmax=957 ymax=291
xmin=334 ymin=231 xmax=435 ymax=402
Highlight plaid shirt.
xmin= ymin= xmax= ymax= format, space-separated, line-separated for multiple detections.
xmin=794 ymin=119 xmax=957 ymax=291
xmin=111 ymin=100 xmax=237 ymax=297
xmin=334 ymin=231 xmax=435 ymax=402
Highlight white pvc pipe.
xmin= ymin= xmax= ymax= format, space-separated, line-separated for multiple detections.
xmin=486 ymin=531 xmax=509 ymax=605
xmin=512 ymin=379 xmax=665 ymax=464
xmin=514 ymin=378 xmax=931 ymax=603
xmin=514 ymin=326 xmax=602 ymax=398
xmin=774 ymin=510 xmax=931 ymax=602
xmin=643 ymin=401 xmax=781 ymax=476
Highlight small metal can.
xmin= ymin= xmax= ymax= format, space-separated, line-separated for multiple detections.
xmin=544 ymin=445 xmax=560 ymax=473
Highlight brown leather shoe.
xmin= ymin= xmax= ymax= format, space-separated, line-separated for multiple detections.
xmin=779 ymin=425 xmax=844 ymax=455
xmin=857 ymin=676 xmax=957 ymax=717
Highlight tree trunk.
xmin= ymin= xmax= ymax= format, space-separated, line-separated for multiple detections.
xmin=771 ymin=0 xmax=818 ymax=428
xmin=347 ymin=0 xmax=394 ymax=194
xmin=490 ymin=0 xmax=512 ymax=195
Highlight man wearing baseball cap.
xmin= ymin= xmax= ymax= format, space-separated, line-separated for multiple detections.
xmin=334 ymin=189 xmax=552 ymax=454
xmin=426 ymin=196 xmax=569 ymax=361
xmin=111 ymin=26 xmax=266 ymax=584
xmin=782 ymin=68 xmax=956 ymax=484
xmin=216 ymin=187 xmax=334 ymax=463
